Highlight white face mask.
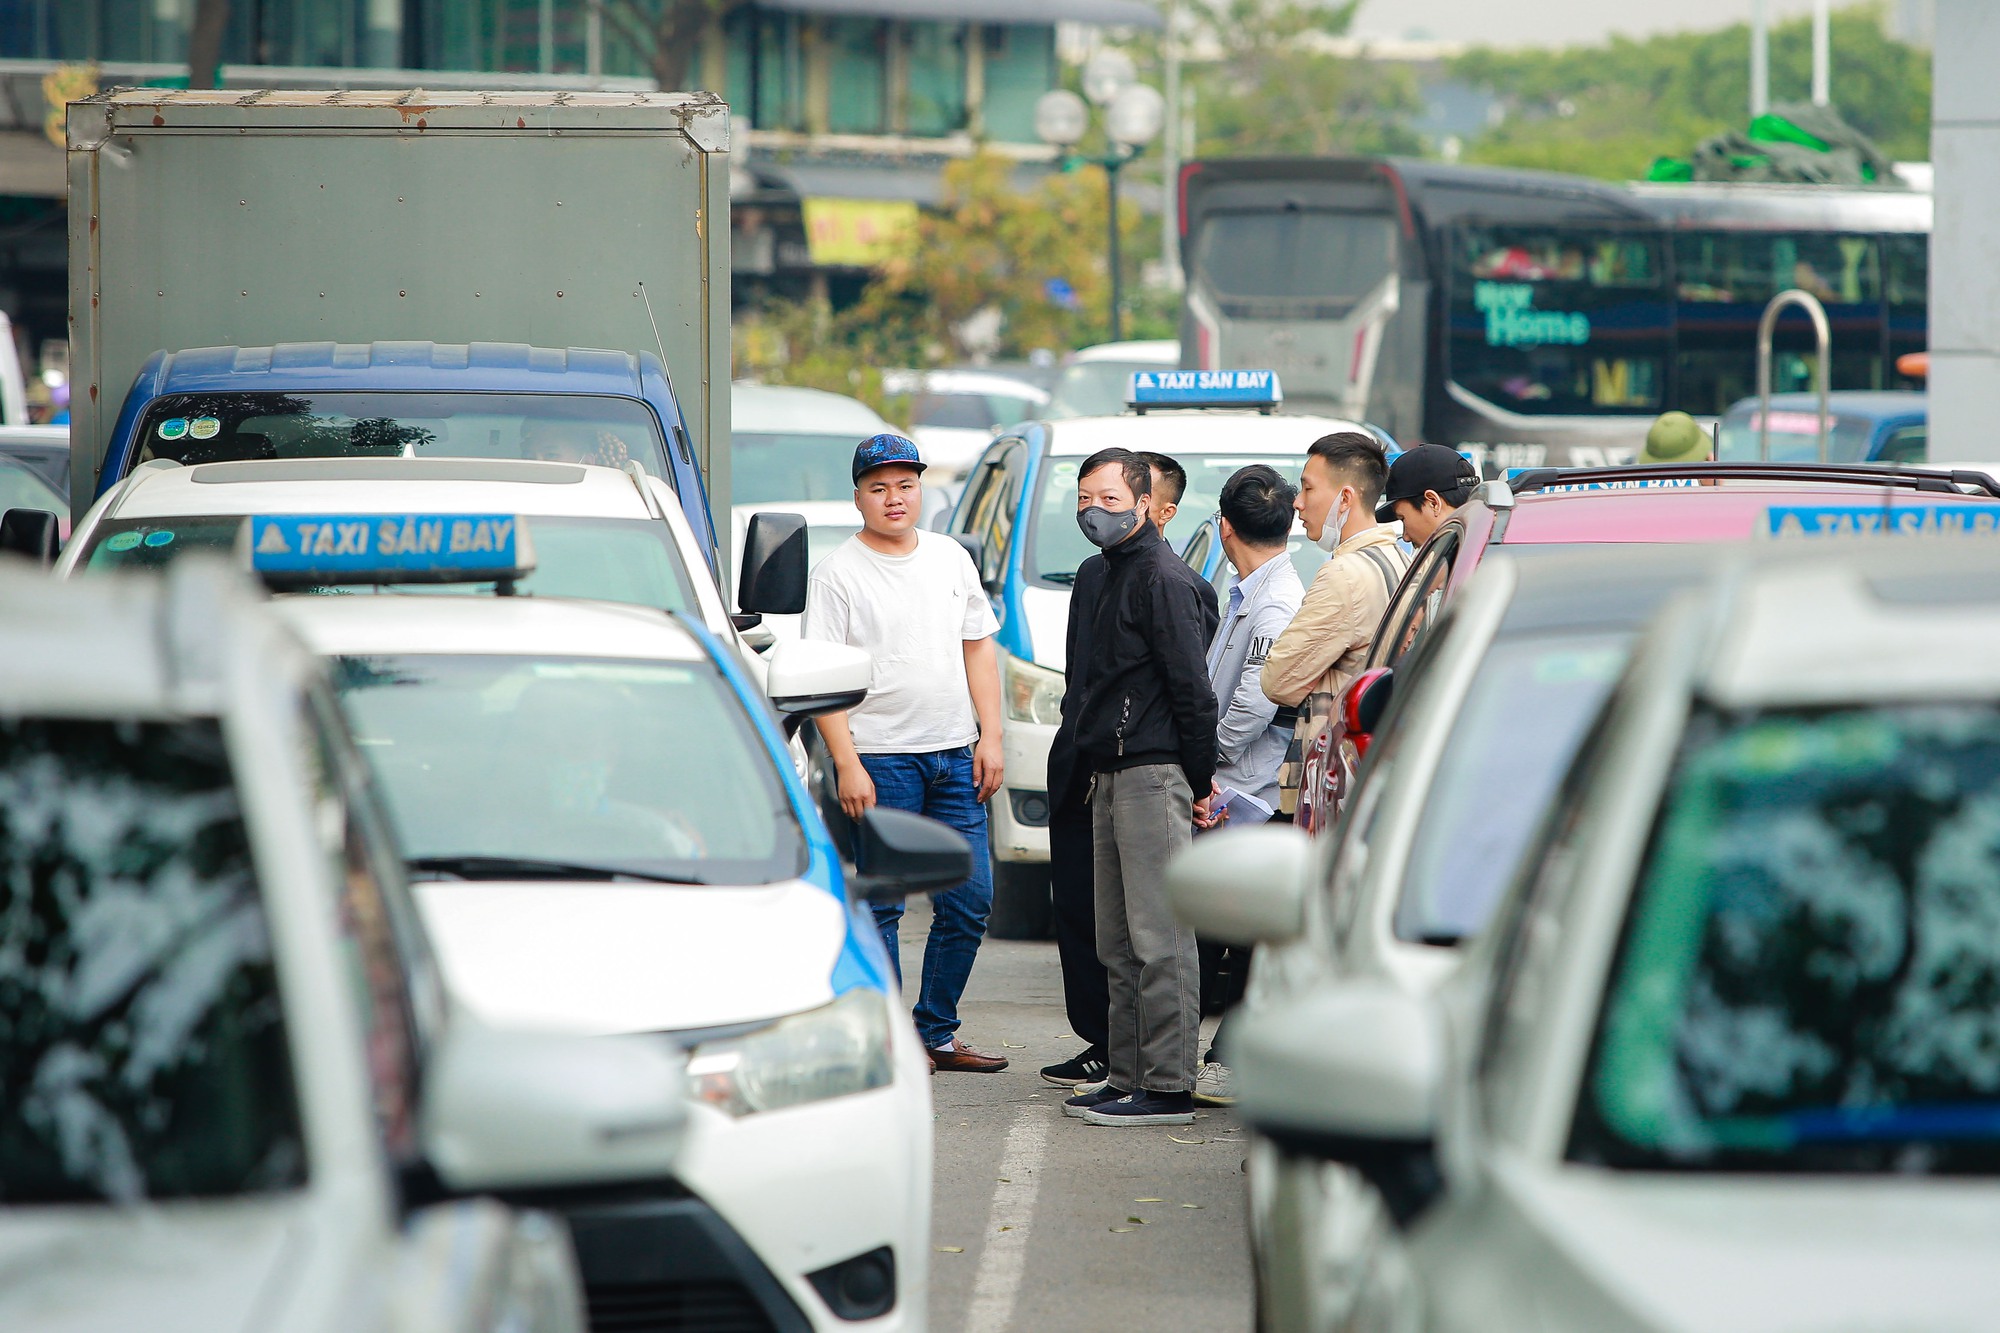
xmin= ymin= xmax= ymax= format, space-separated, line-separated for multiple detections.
xmin=1315 ymin=494 xmax=1351 ymax=553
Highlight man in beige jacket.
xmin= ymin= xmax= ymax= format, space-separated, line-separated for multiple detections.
xmin=1260 ymin=432 xmax=1410 ymax=815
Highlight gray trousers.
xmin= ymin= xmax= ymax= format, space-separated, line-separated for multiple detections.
xmin=1092 ymin=764 xmax=1201 ymax=1094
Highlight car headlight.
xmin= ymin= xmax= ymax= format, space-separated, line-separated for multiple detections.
xmin=685 ymin=988 xmax=895 ymax=1117
xmin=1004 ymin=654 xmax=1065 ymax=727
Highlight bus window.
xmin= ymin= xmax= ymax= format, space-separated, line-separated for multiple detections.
xmin=1193 ymin=210 xmax=1396 ymax=308
xmin=1673 ymin=232 xmax=1880 ymax=307
xmin=1446 ymin=226 xmax=1669 ymax=416
xmin=1679 ymin=348 xmax=1883 ymax=420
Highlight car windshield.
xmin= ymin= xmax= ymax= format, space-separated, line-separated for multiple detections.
xmin=910 ymin=390 xmax=1042 ymax=431
xmin=333 ymin=655 xmax=805 ymax=886
xmin=1395 ymin=633 xmax=1629 ymax=944
xmin=733 ymin=431 xmax=866 ymax=504
xmin=132 ymin=391 xmax=673 ymax=479
xmin=1048 ymin=361 xmax=1165 ymax=419
xmin=0 ymin=456 xmax=64 ymax=515
xmin=1573 ymin=704 xmax=2000 ymax=1174
xmin=0 ymin=716 xmax=304 ymax=1203
xmin=1717 ymin=412 xmax=1880 ymax=464
xmin=1028 ymin=451 xmax=1305 ymax=584
xmin=77 ymin=515 xmax=696 ymax=613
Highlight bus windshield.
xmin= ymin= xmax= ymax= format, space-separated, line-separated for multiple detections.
xmin=1447 ymin=226 xmax=1670 ymax=417
xmin=1193 ymin=210 xmax=1397 ymax=309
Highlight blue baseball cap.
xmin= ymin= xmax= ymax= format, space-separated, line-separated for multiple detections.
xmin=852 ymin=433 xmax=928 ymax=484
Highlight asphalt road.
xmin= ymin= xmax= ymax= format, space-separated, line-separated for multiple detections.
xmin=894 ymin=898 xmax=1253 ymax=1333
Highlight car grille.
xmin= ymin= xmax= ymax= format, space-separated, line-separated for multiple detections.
xmin=587 ymin=1280 xmax=778 ymax=1333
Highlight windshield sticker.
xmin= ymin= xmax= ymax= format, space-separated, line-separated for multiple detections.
xmin=1475 ymin=281 xmax=1591 ymax=348
xmin=1765 ymin=505 xmax=2000 ymax=538
xmin=143 ymin=530 xmax=176 ymax=548
xmin=104 ymin=531 xmax=142 ymax=552
xmin=157 ymin=418 xmax=188 ymax=441
xmin=187 ymin=416 xmax=221 ymax=441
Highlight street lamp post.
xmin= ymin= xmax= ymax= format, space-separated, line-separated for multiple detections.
xmin=1035 ymin=70 xmax=1165 ymax=345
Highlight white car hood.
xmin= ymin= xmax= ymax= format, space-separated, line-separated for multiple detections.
xmin=0 ymin=1196 xmax=308 ymax=1333
xmin=1019 ymin=585 xmax=1071 ymax=671
xmin=415 ymin=879 xmax=849 ymax=1034
xmin=1483 ymin=1158 xmax=2000 ymax=1331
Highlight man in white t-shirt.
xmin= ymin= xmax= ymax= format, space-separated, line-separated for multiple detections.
xmin=803 ymin=433 xmax=1010 ymax=1074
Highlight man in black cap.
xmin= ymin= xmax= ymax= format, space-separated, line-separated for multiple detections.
xmin=1376 ymin=444 xmax=1479 ymax=550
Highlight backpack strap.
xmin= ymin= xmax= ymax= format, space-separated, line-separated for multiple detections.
xmin=1358 ymin=543 xmax=1402 ymax=600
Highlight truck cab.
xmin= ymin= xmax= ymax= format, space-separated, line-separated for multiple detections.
xmin=96 ymin=340 xmax=720 ymax=571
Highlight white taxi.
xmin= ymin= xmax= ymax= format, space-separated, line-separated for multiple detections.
xmin=1198 ymin=539 xmax=2000 ymax=1331
xmin=259 ymin=515 xmax=958 ymax=1332
xmin=0 ymin=558 xmax=689 ymax=1333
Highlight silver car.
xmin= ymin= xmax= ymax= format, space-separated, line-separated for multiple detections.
xmin=1183 ymin=538 xmax=2000 ymax=1331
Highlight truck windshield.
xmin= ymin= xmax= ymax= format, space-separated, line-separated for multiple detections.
xmin=334 ymin=655 xmax=806 ymax=887
xmin=133 ymin=392 xmax=673 ymax=480
xmin=77 ymin=515 xmax=696 ymax=613
xmin=1573 ymin=703 xmax=2000 ymax=1175
xmin=0 ymin=716 xmax=304 ymax=1203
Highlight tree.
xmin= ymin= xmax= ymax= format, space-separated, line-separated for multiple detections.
xmin=591 ymin=0 xmax=747 ymax=91
xmin=1452 ymin=7 xmax=1931 ymax=181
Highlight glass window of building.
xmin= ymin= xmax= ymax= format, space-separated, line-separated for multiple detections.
xmin=824 ymin=18 xmax=889 ymax=135
xmin=981 ymin=24 xmax=1054 ymax=143
xmin=902 ymin=21 xmax=966 ymax=136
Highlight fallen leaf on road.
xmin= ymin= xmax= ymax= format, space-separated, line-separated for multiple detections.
xmin=1134 ymin=1198 xmax=1164 ymax=1203
xmin=1125 ymin=1216 xmax=1148 ymax=1224
xmin=937 ymin=1246 xmax=965 ymax=1254
xmin=1181 ymin=1203 xmax=1202 ymax=1209
xmin=998 ymin=1226 xmax=1012 ymax=1232
xmin=1167 ymin=1134 xmax=1205 ymax=1145
xmin=1001 ymin=1042 xmax=1026 ymax=1049
xmin=1110 ymin=1227 xmax=1136 ymax=1234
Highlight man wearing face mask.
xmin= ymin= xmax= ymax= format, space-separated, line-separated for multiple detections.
xmin=1059 ymin=448 xmax=1220 ymax=1127
xmin=1261 ymin=432 xmax=1409 ymax=818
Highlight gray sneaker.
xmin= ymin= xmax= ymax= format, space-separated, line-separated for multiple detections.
xmin=1193 ymin=1062 xmax=1236 ymax=1107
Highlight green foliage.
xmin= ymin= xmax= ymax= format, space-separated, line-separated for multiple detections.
xmin=1452 ymin=6 xmax=1930 ymax=181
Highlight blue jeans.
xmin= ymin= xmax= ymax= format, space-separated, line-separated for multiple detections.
xmin=859 ymin=746 xmax=994 ymax=1049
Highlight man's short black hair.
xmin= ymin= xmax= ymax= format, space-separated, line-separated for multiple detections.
xmin=1137 ymin=451 xmax=1187 ymax=507
xmin=1305 ymin=431 xmax=1390 ymax=511
xmin=1219 ymin=464 xmax=1296 ymax=546
xmin=1078 ymin=447 xmax=1152 ymax=501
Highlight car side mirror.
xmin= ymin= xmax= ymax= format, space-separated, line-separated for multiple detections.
xmin=765 ymin=637 xmax=871 ymax=721
xmin=1343 ymin=667 xmax=1395 ymax=757
xmin=951 ymin=532 xmax=987 ymax=578
xmin=850 ymin=806 xmax=973 ymax=903
xmin=0 ymin=508 xmax=60 ymax=566
xmin=421 ymin=1022 xmax=686 ymax=1193
xmin=1166 ymin=824 xmax=1312 ymax=946
xmin=739 ymin=511 xmax=808 ymax=616
xmin=1230 ymin=980 xmax=1443 ymax=1227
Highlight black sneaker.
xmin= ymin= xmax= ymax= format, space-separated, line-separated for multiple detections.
xmin=1062 ymin=1084 xmax=1129 ymax=1119
xmin=1040 ymin=1047 xmax=1108 ymax=1087
xmin=1082 ymin=1089 xmax=1197 ymax=1127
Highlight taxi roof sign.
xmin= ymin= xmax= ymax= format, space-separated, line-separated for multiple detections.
xmin=1127 ymin=369 xmax=1283 ymax=415
xmin=247 ymin=513 xmax=536 ymax=588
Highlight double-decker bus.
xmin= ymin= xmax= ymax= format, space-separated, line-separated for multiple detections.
xmin=1177 ymin=157 xmax=1929 ymax=471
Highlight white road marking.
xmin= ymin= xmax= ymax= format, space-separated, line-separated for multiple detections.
xmin=961 ymin=1107 xmax=1052 ymax=1333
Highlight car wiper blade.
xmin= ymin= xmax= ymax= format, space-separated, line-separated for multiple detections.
xmin=407 ymin=855 xmax=707 ymax=885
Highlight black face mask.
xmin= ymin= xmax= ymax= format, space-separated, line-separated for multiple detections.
xmin=1077 ymin=504 xmax=1143 ymax=549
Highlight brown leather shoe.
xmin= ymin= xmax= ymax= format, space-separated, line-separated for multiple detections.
xmin=929 ymin=1038 xmax=1009 ymax=1073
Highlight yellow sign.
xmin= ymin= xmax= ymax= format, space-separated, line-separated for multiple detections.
xmin=43 ymin=65 xmax=100 ymax=148
xmin=801 ymin=198 xmax=918 ymax=268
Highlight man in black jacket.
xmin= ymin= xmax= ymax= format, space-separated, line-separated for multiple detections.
xmin=1061 ymin=447 xmax=1220 ymax=1127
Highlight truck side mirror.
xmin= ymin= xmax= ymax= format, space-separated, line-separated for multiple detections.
xmin=739 ymin=511 xmax=808 ymax=616
xmin=0 ymin=508 xmax=60 ymax=566
xmin=850 ymin=806 xmax=972 ymax=903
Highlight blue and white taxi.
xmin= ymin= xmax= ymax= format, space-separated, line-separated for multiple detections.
xmin=256 ymin=514 xmax=961 ymax=1333
xmin=947 ymin=370 xmax=1370 ymax=934
xmin=0 ymin=556 xmax=692 ymax=1333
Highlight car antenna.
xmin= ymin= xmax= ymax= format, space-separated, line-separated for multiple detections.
xmin=636 ymin=281 xmax=696 ymax=467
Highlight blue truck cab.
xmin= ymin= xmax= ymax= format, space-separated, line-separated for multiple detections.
xmin=97 ymin=340 xmax=720 ymax=571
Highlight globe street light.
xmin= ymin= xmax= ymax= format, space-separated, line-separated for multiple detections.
xmin=1035 ymin=76 xmax=1164 ymax=344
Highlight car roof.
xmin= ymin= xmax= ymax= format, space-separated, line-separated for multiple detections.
xmin=108 ymin=457 xmax=655 ymax=520
xmin=1721 ymin=391 xmax=1927 ymax=424
xmin=1489 ymin=544 xmax=1743 ymax=636
xmin=1698 ymin=543 xmax=2000 ymax=707
xmin=1041 ymin=413 xmax=1362 ymax=455
xmin=1496 ymin=479 xmax=1996 ymax=546
xmin=274 ymin=594 xmax=710 ymax=663
xmin=1066 ymin=340 xmax=1179 ymax=365
xmin=147 ymin=341 xmax=658 ymax=397
xmin=731 ymin=381 xmax=895 ymax=436
xmin=903 ymin=369 xmax=1049 ymax=400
